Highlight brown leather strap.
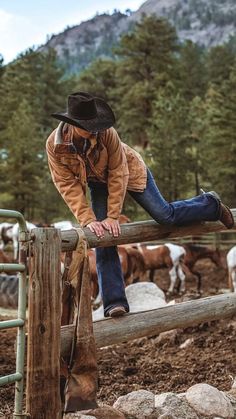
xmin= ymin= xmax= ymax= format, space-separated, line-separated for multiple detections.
xmin=63 ymin=228 xmax=98 ymax=412
xmin=61 ymin=251 xmax=74 ymax=326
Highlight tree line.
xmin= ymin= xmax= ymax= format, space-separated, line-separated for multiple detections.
xmin=0 ymin=15 xmax=235 ymax=223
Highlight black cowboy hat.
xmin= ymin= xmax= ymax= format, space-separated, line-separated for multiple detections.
xmin=51 ymin=91 xmax=115 ymax=132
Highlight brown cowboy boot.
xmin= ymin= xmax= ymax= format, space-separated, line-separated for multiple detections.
xmin=200 ymin=189 xmax=234 ymax=230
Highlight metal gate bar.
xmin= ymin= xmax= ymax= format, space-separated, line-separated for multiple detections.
xmin=0 ymin=209 xmax=29 ymax=419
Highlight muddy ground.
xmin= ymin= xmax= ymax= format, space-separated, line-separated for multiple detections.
xmin=1 ymin=257 xmax=236 ymax=417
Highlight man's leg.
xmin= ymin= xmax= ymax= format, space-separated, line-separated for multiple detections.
xmin=88 ymin=181 xmax=129 ymax=316
xmin=129 ymin=168 xmax=220 ymax=225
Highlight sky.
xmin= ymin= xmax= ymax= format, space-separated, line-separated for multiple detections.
xmin=0 ymin=0 xmax=144 ymax=64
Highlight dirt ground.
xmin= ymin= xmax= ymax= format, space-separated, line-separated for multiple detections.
xmin=1 ymin=257 xmax=236 ymax=417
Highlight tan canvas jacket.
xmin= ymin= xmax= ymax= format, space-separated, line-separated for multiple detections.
xmin=46 ymin=122 xmax=147 ymax=226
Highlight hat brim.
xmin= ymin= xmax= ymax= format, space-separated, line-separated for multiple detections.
xmin=51 ymin=97 xmax=115 ymax=132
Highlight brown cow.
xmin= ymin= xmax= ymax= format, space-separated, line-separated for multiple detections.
xmin=135 ymin=243 xmax=187 ymax=294
xmin=0 ymin=249 xmax=12 ymax=264
xmin=0 ymin=223 xmax=13 ymax=249
xmin=182 ymin=244 xmax=223 ymax=293
xmin=88 ymin=248 xmax=100 ymax=301
xmin=121 ymin=245 xmax=147 ymax=285
xmin=136 ymin=243 xmax=173 ymax=281
xmin=0 ymin=249 xmax=16 ymax=275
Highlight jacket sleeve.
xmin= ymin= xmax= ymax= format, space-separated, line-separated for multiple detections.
xmin=46 ymin=136 xmax=96 ymax=227
xmin=104 ymin=128 xmax=129 ymax=219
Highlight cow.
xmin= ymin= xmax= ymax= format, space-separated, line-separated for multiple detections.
xmin=11 ymin=221 xmax=36 ymax=261
xmin=226 ymin=246 xmax=236 ymax=292
xmin=52 ymin=220 xmax=74 ymax=230
xmin=0 ymin=222 xmax=14 ymax=249
xmin=0 ymin=249 xmax=17 ymax=274
xmin=183 ymin=244 xmax=223 ymax=293
xmin=121 ymin=245 xmax=147 ymax=285
xmin=136 ymin=243 xmax=186 ymax=294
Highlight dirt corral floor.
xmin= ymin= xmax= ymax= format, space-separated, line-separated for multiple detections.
xmin=1 ymin=258 xmax=236 ymax=417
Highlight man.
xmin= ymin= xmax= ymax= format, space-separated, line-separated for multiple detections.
xmin=46 ymin=92 xmax=234 ymax=317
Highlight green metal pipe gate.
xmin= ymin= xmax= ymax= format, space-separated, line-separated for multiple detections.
xmin=0 ymin=210 xmax=29 ymax=418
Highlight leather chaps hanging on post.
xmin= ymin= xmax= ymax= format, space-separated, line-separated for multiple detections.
xmin=61 ymin=229 xmax=98 ymax=412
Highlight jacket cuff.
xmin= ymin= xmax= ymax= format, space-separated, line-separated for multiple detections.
xmin=80 ymin=217 xmax=97 ymax=228
xmin=107 ymin=209 xmax=121 ymax=220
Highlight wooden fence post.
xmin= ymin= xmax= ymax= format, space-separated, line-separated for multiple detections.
xmin=26 ymin=228 xmax=61 ymax=419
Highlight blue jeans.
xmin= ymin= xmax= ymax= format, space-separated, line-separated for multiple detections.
xmin=89 ymin=181 xmax=129 ymax=316
xmin=129 ymin=168 xmax=220 ymax=225
xmin=88 ymin=168 xmax=220 ymax=315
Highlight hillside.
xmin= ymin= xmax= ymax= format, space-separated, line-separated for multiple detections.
xmin=131 ymin=0 xmax=236 ymax=46
xmin=39 ymin=12 xmax=128 ymax=74
xmin=40 ymin=0 xmax=236 ymax=74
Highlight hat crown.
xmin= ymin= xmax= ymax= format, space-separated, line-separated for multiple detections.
xmin=51 ymin=90 xmax=115 ymax=132
xmin=68 ymin=93 xmax=98 ymax=120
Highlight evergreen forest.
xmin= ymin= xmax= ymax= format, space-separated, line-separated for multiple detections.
xmin=0 ymin=16 xmax=235 ymax=223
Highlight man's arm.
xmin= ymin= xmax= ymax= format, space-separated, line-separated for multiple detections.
xmin=104 ymin=128 xmax=129 ymax=220
xmin=46 ymin=138 xmax=96 ymax=227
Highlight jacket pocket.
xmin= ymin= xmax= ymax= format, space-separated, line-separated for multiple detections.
xmin=60 ymin=156 xmax=81 ymax=178
xmin=123 ymin=144 xmax=146 ymax=189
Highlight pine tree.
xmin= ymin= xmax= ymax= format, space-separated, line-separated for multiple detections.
xmin=205 ymin=64 xmax=236 ymax=206
xmin=0 ymin=49 xmax=74 ymax=220
xmin=186 ymin=96 xmax=209 ymax=195
xmin=2 ymin=100 xmax=44 ymax=218
xmin=178 ymin=40 xmax=207 ymax=101
xmin=112 ymin=15 xmax=179 ymax=147
xmin=38 ymin=49 xmax=74 ymax=132
xmin=147 ymin=82 xmax=191 ymax=201
xmin=75 ymin=58 xmax=118 ymax=105
xmin=0 ymin=48 xmax=70 ymax=135
xmin=205 ymin=44 xmax=235 ymax=86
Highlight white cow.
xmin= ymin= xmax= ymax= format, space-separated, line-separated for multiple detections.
xmin=52 ymin=221 xmax=73 ymax=230
xmin=226 ymin=246 xmax=236 ymax=292
xmin=12 ymin=221 xmax=36 ymax=260
xmin=165 ymin=243 xmax=186 ymax=294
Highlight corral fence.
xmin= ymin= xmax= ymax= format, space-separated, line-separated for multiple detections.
xmin=1 ymin=209 xmax=236 ymax=418
xmin=155 ymin=230 xmax=236 ymax=250
xmin=0 ymin=210 xmax=29 ymax=419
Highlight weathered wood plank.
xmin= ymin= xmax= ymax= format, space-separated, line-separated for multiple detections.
xmin=26 ymin=228 xmax=61 ymax=419
xmin=61 ymin=293 xmax=236 ymax=356
xmin=60 ymin=209 xmax=236 ymax=251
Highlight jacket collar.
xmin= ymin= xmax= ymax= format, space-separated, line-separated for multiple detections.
xmin=53 ymin=122 xmax=98 ymax=154
xmin=55 ymin=122 xmax=64 ymax=145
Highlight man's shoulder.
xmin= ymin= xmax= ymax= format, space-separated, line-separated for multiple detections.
xmin=101 ymin=127 xmax=120 ymax=144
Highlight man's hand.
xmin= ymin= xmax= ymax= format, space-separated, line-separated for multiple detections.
xmin=86 ymin=221 xmax=105 ymax=238
xmin=101 ymin=217 xmax=121 ymax=237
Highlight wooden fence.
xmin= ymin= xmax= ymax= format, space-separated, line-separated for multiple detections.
xmin=159 ymin=230 xmax=236 ymax=249
xmin=26 ymin=211 xmax=236 ymax=418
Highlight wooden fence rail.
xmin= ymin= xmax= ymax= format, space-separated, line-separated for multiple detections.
xmin=59 ymin=208 xmax=236 ymax=251
xmin=60 ymin=293 xmax=236 ymax=356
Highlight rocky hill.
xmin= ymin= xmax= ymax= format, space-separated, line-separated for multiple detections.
xmin=131 ymin=0 xmax=236 ymax=47
xmin=39 ymin=12 xmax=128 ymax=74
xmin=40 ymin=0 xmax=236 ymax=74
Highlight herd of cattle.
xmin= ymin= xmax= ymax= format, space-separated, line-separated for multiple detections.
xmin=0 ymin=219 xmax=236 ymax=302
